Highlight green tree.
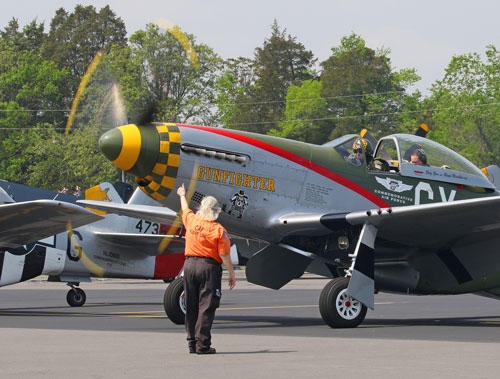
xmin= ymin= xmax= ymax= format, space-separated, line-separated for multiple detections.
xmin=26 ymin=126 xmax=120 ymax=191
xmin=429 ymin=45 xmax=500 ymax=167
xmin=229 ymin=21 xmax=316 ymax=134
xmin=0 ymin=51 xmax=70 ymax=127
xmin=72 ymin=43 xmax=151 ymax=133
xmin=42 ymin=5 xmax=127 ymax=85
xmin=320 ymin=33 xmax=420 ymax=139
xmin=0 ymin=18 xmax=46 ymax=74
xmin=269 ymin=79 xmax=330 ymax=143
xmin=128 ymin=24 xmax=222 ymax=124
xmin=0 ymin=101 xmax=34 ymax=182
xmin=214 ymin=57 xmax=255 ymax=128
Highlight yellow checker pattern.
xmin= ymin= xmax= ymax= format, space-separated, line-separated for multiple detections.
xmin=141 ymin=123 xmax=181 ymax=203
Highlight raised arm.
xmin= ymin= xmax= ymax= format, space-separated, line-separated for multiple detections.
xmin=177 ymin=183 xmax=189 ymax=212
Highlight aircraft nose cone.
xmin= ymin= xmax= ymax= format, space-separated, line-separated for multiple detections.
xmin=99 ymin=124 xmax=159 ymax=178
xmin=99 ymin=128 xmax=123 ymax=163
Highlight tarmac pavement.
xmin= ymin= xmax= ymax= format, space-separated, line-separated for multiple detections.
xmin=1 ymin=272 xmax=500 ymax=378
xmin=2 ymin=327 xmax=500 ymax=379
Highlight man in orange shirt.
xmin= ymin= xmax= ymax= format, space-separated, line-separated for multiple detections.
xmin=177 ymin=184 xmax=235 ymax=354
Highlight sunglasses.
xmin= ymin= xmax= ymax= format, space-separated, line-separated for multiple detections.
xmin=354 ymin=149 xmax=363 ymax=154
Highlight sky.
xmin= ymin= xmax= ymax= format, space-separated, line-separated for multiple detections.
xmin=2 ymin=0 xmax=500 ymax=95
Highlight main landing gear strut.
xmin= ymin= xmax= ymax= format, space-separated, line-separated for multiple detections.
xmin=66 ymin=282 xmax=86 ymax=307
xmin=319 ymin=223 xmax=377 ymax=328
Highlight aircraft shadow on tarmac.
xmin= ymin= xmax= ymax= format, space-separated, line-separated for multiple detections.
xmin=215 ymin=350 xmax=296 ymax=355
xmin=215 ymin=315 xmax=326 ymax=329
xmin=213 ymin=314 xmax=500 ymax=329
xmin=0 ymin=302 xmax=162 ymax=312
xmin=363 ymin=315 xmax=500 ymax=328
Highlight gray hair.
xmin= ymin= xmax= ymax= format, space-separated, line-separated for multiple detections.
xmin=196 ymin=196 xmax=222 ymax=221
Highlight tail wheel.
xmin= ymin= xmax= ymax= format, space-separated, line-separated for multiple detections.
xmin=66 ymin=288 xmax=86 ymax=307
xmin=163 ymin=277 xmax=185 ymax=324
xmin=319 ymin=277 xmax=367 ymax=328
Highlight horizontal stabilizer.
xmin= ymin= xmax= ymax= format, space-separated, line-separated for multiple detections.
xmin=77 ymin=200 xmax=178 ymax=224
xmin=245 ymin=244 xmax=312 ymax=290
xmin=0 ymin=200 xmax=103 ymax=250
xmin=93 ymin=232 xmax=185 ymax=256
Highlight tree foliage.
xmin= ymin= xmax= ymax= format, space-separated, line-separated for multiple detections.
xmin=42 ymin=5 xmax=127 ymax=87
xmin=26 ymin=126 xmax=120 ymax=191
xmin=1 ymin=4 xmax=499 ymax=193
xmin=129 ymin=24 xmax=222 ymax=124
xmin=429 ymin=46 xmax=500 ymax=167
xmin=269 ymin=80 xmax=330 ymax=144
xmin=0 ymin=51 xmax=70 ymax=126
xmin=227 ymin=21 xmax=315 ymax=134
xmin=320 ymin=33 xmax=420 ymax=139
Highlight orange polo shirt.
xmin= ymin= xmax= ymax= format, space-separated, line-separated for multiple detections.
xmin=182 ymin=209 xmax=230 ymax=264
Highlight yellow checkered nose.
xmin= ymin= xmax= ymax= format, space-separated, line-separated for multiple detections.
xmin=99 ymin=123 xmax=181 ymax=202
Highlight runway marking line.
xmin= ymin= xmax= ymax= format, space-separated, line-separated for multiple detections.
xmin=0 ymin=302 xmax=394 ymax=318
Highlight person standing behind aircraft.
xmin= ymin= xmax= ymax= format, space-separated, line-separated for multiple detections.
xmin=177 ymin=184 xmax=235 ymax=355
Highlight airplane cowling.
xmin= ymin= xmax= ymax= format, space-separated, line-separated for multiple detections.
xmin=99 ymin=123 xmax=181 ymax=203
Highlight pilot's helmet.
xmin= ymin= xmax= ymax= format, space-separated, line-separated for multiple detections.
xmin=413 ymin=148 xmax=427 ymax=164
xmin=353 ymin=138 xmax=373 ymax=156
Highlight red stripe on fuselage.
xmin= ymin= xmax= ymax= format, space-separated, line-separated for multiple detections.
xmin=178 ymin=124 xmax=390 ymax=208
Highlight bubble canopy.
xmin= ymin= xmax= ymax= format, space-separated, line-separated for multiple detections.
xmin=373 ymin=134 xmax=494 ymax=189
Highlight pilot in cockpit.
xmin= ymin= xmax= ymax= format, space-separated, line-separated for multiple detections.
xmin=411 ymin=148 xmax=428 ymax=166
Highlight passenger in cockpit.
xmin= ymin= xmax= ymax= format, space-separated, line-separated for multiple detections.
xmin=411 ymin=148 xmax=428 ymax=166
xmin=346 ymin=138 xmax=373 ymax=167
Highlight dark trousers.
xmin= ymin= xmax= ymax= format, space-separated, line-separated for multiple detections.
xmin=183 ymin=257 xmax=222 ymax=351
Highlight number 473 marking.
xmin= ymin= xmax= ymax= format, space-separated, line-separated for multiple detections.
xmin=135 ymin=220 xmax=159 ymax=234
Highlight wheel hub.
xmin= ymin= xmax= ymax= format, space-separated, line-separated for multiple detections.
xmin=179 ymin=291 xmax=186 ymax=314
xmin=336 ymin=289 xmax=362 ymax=320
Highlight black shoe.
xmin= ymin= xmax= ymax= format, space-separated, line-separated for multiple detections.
xmin=189 ymin=347 xmax=196 ymax=354
xmin=196 ymin=347 xmax=216 ymax=355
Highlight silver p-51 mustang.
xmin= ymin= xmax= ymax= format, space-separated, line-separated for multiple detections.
xmin=80 ymin=122 xmax=500 ymax=328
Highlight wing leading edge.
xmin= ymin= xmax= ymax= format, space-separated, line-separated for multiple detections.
xmin=77 ymin=200 xmax=178 ymax=224
xmin=0 ymin=200 xmax=103 ymax=249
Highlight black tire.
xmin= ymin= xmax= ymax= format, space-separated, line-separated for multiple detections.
xmin=164 ymin=277 xmax=185 ymax=325
xmin=66 ymin=288 xmax=86 ymax=307
xmin=319 ymin=277 xmax=367 ymax=328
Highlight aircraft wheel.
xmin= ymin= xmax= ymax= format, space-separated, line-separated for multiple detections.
xmin=164 ymin=277 xmax=186 ymax=325
xmin=66 ymin=288 xmax=86 ymax=307
xmin=319 ymin=277 xmax=367 ymax=328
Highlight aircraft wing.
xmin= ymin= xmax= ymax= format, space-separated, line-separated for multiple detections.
xmin=77 ymin=200 xmax=178 ymax=224
xmin=339 ymin=196 xmax=500 ymax=248
xmin=93 ymin=232 xmax=185 ymax=256
xmin=0 ymin=200 xmax=103 ymax=249
xmin=278 ymin=196 xmax=500 ymax=249
xmin=249 ymin=196 xmax=500 ymax=291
